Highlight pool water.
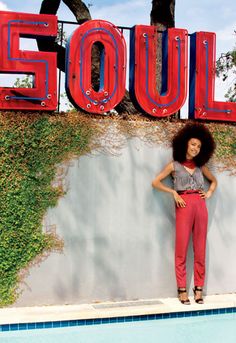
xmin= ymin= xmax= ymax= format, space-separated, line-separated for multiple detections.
xmin=0 ymin=313 xmax=235 ymax=343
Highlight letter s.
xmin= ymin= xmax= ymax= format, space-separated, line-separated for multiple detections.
xmin=0 ymin=11 xmax=57 ymax=111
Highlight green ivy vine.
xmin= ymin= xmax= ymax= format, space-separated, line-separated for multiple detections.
xmin=0 ymin=112 xmax=93 ymax=306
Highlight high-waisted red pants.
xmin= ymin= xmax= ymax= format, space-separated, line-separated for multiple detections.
xmin=175 ymin=193 xmax=208 ymax=288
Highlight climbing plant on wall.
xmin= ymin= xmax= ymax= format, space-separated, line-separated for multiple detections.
xmin=0 ymin=112 xmax=93 ymax=306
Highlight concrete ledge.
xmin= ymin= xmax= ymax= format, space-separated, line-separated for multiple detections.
xmin=0 ymin=293 xmax=235 ymax=325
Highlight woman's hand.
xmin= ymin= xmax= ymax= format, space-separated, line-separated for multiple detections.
xmin=199 ymin=190 xmax=213 ymax=199
xmin=173 ymin=191 xmax=186 ymax=207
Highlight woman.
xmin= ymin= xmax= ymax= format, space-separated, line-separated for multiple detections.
xmin=152 ymin=122 xmax=217 ymax=305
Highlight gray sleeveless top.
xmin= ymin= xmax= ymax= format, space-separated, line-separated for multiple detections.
xmin=172 ymin=161 xmax=204 ymax=191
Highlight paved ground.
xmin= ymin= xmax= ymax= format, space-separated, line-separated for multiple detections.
xmin=0 ymin=293 xmax=235 ymax=325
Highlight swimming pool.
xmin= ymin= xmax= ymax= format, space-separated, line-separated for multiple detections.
xmin=1 ymin=311 xmax=236 ymax=343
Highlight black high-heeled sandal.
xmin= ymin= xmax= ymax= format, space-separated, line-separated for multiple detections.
xmin=177 ymin=288 xmax=190 ymax=305
xmin=193 ymin=286 xmax=204 ymax=304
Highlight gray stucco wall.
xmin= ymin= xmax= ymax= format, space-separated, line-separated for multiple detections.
xmin=15 ymin=138 xmax=236 ymax=306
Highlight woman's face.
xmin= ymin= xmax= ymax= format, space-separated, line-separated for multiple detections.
xmin=186 ymin=138 xmax=201 ymax=159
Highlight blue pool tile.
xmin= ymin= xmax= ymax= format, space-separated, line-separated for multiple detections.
xmin=93 ymin=318 xmax=102 ymax=325
xmin=10 ymin=324 xmax=19 ymax=331
xmin=85 ymin=319 xmax=94 ymax=325
xmin=27 ymin=323 xmax=36 ymax=330
xmin=60 ymin=321 xmax=69 ymax=327
xmin=101 ymin=318 xmax=110 ymax=324
xmin=203 ymin=310 xmax=209 ymax=316
xmin=36 ymin=322 xmax=44 ymax=329
xmin=155 ymin=314 xmax=163 ymax=320
xmin=135 ymin=316 xmax=141 ymax=321
xmin=19 ymin=323 xmax=27 ymax=330
xmin=77 ymin=320 xmax=85 ymax=326
xmin=155 ymin=315 xmax=162 ymax=320
xmin=170 ymin=312 xmax=177 ymax=318
xmin=163 ymin=313 xmax=170 ymax=319
xmin=117 ymin=317 xmax=125 ymax=322
xmin=124 ymin=316 xmax=133 ymax=322
xmin=110 ymin=318 xmax=117 ymax=323
xmin=52 ymin=321 xmax=61 ymax=328
xmin=147 ymin=314 xmax=156 ymax=320
xmin=136 ymin=315 xmax=142 ymax=321
xmin=164 ymin=313 xmax=169 ymax=318
xmin=44 ymin=322 xmax=53 ymax=328
xmin=1 ymin=324 xmax=10 ymax=332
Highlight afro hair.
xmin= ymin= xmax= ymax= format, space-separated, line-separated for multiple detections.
xmin=172 ymin=122 xmax=216 ymax=167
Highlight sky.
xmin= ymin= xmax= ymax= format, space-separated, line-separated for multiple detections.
xmin=0 ymin=0 xmax=235 ymax=113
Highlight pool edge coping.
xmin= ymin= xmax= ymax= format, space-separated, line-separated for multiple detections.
xmin=0 ymin=293 xmax=236 ymax=331
xmin=0 ymin=306 xmax=236 ymax=332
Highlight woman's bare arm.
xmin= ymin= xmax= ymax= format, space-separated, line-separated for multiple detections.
xmin=152 ymin=162 xmax=186 ymax=207
xmin=200 ymin=165 xmax=217 ymax=199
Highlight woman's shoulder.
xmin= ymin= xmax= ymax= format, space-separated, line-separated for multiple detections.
xmin=172 ymin=160 xmax=181 ymax=170
xmin=167 ymin=161 xmax=175 ymax=169
xmin=164 ymin=161 xmax=177 ymax=174
xmin=160 ymin=161 xmax=175 ymax=173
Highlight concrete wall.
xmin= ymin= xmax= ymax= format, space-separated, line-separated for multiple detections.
xmin=15 ymin=138 xmax=236 ymax=306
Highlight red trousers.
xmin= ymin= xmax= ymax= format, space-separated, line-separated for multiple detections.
xmin=175 ymin=193 xmax=208 ymax=288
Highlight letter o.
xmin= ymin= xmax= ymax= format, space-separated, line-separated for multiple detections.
xmin=66 ymin=20 xmax=126 ymax=113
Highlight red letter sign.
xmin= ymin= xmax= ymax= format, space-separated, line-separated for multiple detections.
xmin=189 ymin=32 xmax=236 ymax=121
xmin=129 ymin=26 xmax=188 ymax=117
xmin=66 ymin=20 xmax=126 ymax=114
xmin=0 ymin=11 xmax=57 ymax=110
